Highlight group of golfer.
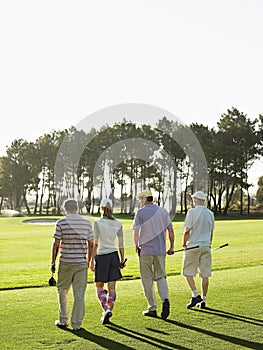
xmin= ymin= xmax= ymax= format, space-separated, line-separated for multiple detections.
xmin=50 ymin=189 xmax=214 ymax=330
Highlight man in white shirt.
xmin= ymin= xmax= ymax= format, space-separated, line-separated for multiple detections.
xmin=182 ymin=191 xmax=214 ymax=309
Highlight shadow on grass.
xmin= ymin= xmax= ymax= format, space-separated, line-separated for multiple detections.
xmin=107 ymin=322 xmax=191 ymax=350
xmin=146 ymin=327 xmax=170 ymax=335
xmin=166 ymin=319 xmax=263 ymax=349
xmin=0 ymin=285 xmax=44 ymax=291
xmin=63 ymin=327 xmax=134 ymax=349
xmin=192 ymin=307 xmax=263 ymax=326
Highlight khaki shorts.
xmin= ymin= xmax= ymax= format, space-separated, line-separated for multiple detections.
xmin=182 ymin=246 xmax=212 ymax=278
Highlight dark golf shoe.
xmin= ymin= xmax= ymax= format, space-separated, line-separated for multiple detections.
xmin=187 ymin=295 xmax=203 ymax=309
xmin=142 ymin=310 xmax=157 ymax=317
xmin=161 ymin=298 xmax=170 ymax=319
xmin=197 ymin=301 xmax=206 ymax=309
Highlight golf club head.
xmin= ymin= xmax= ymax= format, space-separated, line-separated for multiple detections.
xmin=48 ymin=276 xmax=56 ymax=286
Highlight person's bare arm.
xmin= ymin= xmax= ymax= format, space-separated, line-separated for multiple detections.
xmin=51 ymin=238 xmax=60 ymax=264
xmin=89 ymin=239 xmax=97 ymax=271
xmin=183 ymin=227 xmax=191 ymax=247
xmin=118 ymin=235 xmax=125 ymax=262
xmin=133 ymin=229 xmax=140 ymax=253
xmin=167 ymin=227 xmax=174 ymax=255
xmin=87 ymin=239 xmax=94 ymax=266
xmin=210 ymin=230 xmax=214 ymax=246
xmin=50 ymin=238 xmax=60 ymax=272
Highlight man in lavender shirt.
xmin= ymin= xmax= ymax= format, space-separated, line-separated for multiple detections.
xmin=133 ymin=189 xmax=174 ymax=319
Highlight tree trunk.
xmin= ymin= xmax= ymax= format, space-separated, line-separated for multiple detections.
xmin=158 ymin=190 xmax=161 ymax=207
xmin=184 ymin=166 xmax=190 ymax=214
xmin=240 ymin=168 xmax=243 ymax=215
xmin=91 ymin=195 xmax=95 ymax=215
xmin=184 ymin=187 xmax=188 ymax=214
xmin=217 ymin=188 xmax=225 ymax=215
xmin=46 ymin=194 xmax=50 ymax=215
xmin=171 ymin=168 xmax=177 ymax=215
xmin=23 ymin=191 xmax=31 ymax=215
xmin=240 ymin=187 xmax=243 ymax=215
xmin=211 ymin=193 xmax=217 ymax=215
xmin=34 ymin=193 xmax=39 ymax=214
xmin=39 ymin=170 xmax=46 ymax=214
xmin=247 ymin=190 xmax=250 ymax=215
xmin=15 ymin=187 xmax=21 ymax=211
xmin=0 ymin=196 xmax=3 ymax=214
xmin=180 ymin=191 xmax=183 ymax=214
xmin=223 ymin=184 xmax=236 ymax=215
xmin=39 ymin=193 xmax=44 ymax=214
xmin=53 ymin=191 xmax=57 ymax=214
xmin=120 ymin=171 xmax=124 ymax=214
xmin=129 ymin=159 xmax=134 ymax=214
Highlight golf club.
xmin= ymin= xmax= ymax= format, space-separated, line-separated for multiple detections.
xmin=213 ymin=243 xmax=229 ymax=251
xmin=120 ymin=258 xmax=127 ymax=268
xmin=48 ymin=272 xmax=56 ymax=286
xmin=173 ymin=245 xmax=200 ymax=253
xmin=173 ymin=243 xmax=229 ymax=254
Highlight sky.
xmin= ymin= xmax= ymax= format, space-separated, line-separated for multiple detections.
xmin=0 ymin=0 xmax=262 ymax=193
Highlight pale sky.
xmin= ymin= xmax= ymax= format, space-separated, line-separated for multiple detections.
xmin=0 ymin=0 xmax=262 ymax=192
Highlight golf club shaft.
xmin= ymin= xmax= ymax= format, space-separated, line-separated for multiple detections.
xmin=213 ymin=243 xmax=229 ymax=251
xmin=173 ymin=245 xmax=199 ymax=253
xmin=174 ymin=243 xmax=228 ymax=253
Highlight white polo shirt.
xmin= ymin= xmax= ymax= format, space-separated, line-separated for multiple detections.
xmin=184 ymin=206 xmax=214 ymax=247
xmin=94 ymin=217 xmax=123 ymax=255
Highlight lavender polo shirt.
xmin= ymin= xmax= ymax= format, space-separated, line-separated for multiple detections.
xmin=133 ymin=204 xmax=173 ymax=255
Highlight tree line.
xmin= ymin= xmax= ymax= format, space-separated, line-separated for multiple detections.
xmin=0 ymin=107 xmax=262 ymax=215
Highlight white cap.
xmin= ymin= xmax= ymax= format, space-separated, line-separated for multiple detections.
xmin=100 ymin=198 xmax=113 ymax=208
xmin=191 ymin=191 xmax=206 ymax=201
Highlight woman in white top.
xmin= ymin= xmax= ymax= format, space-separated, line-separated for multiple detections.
xmin=90 ymin=198 xmax=126 ymax=324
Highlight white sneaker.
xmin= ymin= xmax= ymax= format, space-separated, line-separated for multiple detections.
xmin=55 ymin=320 xmax=68 ymax=328
xmin=101 ymin=309 xmax=112 ymax=325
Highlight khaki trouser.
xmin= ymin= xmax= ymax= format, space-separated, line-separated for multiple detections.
xmin=139 ymin=255 xmax=168 ymax=311
xmin=57 ymin=264 xmax=87 ymax=328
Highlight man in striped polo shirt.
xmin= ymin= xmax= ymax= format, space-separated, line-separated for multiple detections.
xmin=50 ymin=199 xmax=94 ymax=331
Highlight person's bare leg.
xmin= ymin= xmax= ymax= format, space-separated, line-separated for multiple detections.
xmin=185 ymin=276 xmax=202 ymax=308
xmin=185 ymin=276 xmax=197 ymax=293
xmin=107 ymin=281 xmax=117 ymax=311
xmin=202 ymin=277 xmax=209 ymax=299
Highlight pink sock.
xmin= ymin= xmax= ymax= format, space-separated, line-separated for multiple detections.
xmin=97 ymin=288 xmax=108 ymax=311
xmin=107 ymin=291 xmax=116 ymax=311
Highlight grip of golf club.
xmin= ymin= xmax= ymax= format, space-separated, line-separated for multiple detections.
xmin=120 ymin=258 xmax=127 ymax=268
xmin=220 ymin=243 xmax=229 ymax=248
xmin=173 ymin=245 xmax=199 ymax=253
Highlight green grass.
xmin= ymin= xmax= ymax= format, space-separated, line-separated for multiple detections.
xmin=0 ymin=216 xmax=262 ymax=289
xmin=0 ymin=216 xmax=263 ymax=349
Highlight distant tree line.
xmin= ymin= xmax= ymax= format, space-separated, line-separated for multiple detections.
xmin=0 ymin=107 xmax=262 ymax=215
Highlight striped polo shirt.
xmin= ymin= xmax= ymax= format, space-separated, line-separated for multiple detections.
xmin=54 ymin=214 xmax=94 ymax=265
